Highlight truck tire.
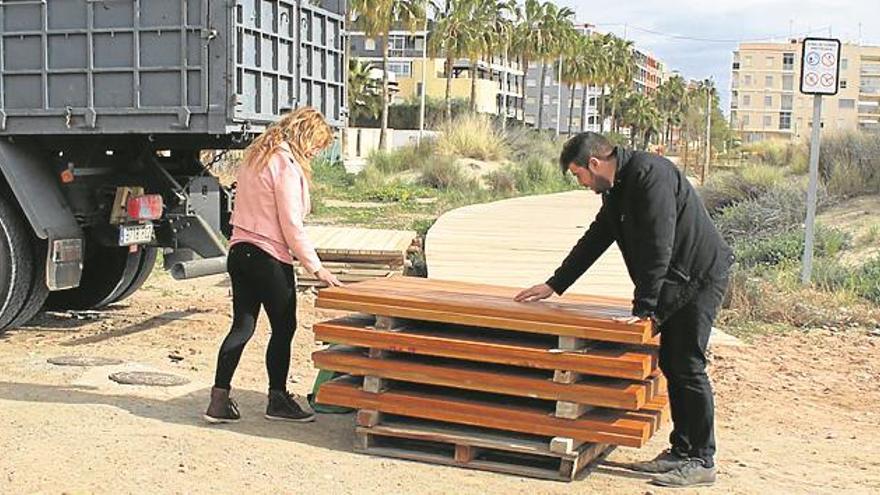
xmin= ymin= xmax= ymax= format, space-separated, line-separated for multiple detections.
xmin=0 ymin=195 xmax=36 ymax=332
xmin=44 ymin=244 xmax=150 ymax=311
xmin=8 ymin=237 xmax=50 ymax=328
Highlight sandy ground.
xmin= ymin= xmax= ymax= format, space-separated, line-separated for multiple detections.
xmin=1 ymin=270 xmax=879 ymax=495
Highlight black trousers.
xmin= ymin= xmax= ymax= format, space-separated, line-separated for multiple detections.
xmin=658 ymin=275 xmax=728 ymax=466
xmin=213 ymin=242 xmax=297 ymax=392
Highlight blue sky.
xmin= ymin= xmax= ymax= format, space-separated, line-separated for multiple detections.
xmin=559 ymin=0 xmax=880 ymax=113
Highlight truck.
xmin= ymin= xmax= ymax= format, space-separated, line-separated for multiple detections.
xmin=0 ymin=0 xmax=347 ymax=333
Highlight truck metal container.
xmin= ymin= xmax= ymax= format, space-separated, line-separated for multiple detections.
xmin=0 ymin=0 xmax=346 ymax=136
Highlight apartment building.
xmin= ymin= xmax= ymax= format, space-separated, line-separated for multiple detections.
xmin=730 ymin=40 xmax=880 ymax=142
xmin=349 ymin=30 xmax=525 ymax=121
xmin=523 ymin=25 xmax=667 ymax=134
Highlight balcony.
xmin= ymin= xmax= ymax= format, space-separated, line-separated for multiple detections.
xmin=860 ymin=86 xmax=880 ymax=97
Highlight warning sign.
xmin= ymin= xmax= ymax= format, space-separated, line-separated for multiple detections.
xmin=800 ymin=37 xmax=841 ymax=95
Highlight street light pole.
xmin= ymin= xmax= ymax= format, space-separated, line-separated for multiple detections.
xmin=417 ymin=22 xmax=428 ymax=146
xmin=702 ymin=83 xmax=711 ymax=184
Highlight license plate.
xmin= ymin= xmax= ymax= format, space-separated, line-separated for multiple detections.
xmin=119 ymin=223 xmax=154 ymax=246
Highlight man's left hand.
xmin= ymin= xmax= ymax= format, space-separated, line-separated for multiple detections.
xmin=613 ymin=316 xmax=649 ymax=325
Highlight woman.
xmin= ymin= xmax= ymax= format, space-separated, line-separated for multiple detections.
xmin=205 ymin=107 xmax=342 ymax=424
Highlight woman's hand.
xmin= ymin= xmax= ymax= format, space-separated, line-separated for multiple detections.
xmin=314 ymin=267 xmax=343 ymax=287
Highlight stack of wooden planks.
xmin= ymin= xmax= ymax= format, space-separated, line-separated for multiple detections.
xmin=295 ymin=227 xmax=417 ymax=288
xmin=313 ymin=277 xmax=668 ymax=481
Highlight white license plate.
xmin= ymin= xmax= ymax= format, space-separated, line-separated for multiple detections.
xmin=119 ymin=223 xmax=154 ymax=246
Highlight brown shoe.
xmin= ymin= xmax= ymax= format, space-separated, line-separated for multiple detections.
xmin=204 ymin=387 xmax=241 ymax=424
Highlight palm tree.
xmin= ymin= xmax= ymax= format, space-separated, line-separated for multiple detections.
xmin=350 ymin=0 xmax=427 ymax=149
xmin=347 ymin=60 xmax=382 ymax=124
xmin=511 ymin=0 xmax=543 ymax=125
xmin=534 ymin=2 xmax=574 ymax=131
xmin=655 ymin=74 xmax=687 ymax=150
xmin=622 ymin=92 xmax=661 ymax=150
xmin=430 ymin=0 xmax=473 ymax=120
xmin=561 ymin=33 xmax=594 ymax=135
xmin=577 ymin=35 xmax=602 ymax=133
xmin=479 ymin=0 xmax=516 ymax=126
xmin=606 ymin=34 xmax=635 ymax=133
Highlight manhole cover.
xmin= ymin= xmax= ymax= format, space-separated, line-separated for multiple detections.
xmin=48 ymin=356 xmax=124 ymax=367
xmin=109 ymin=371 xmax=190 ymax=387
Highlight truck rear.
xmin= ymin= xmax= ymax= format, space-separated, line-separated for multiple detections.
xmin=0 ymin=0 xmax=346 ymax=331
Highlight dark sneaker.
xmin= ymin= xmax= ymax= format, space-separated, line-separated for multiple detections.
xmin=265 ymin=390 xmax=316 ymax=423
xmin=204 ymin=387 xmax=241 ymax=424
xmin=651 ymin=458 xmax=717 ymax=487
xmin=627 ymin=449 xmax=689 ymax=473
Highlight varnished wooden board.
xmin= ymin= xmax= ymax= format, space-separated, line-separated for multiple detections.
xmin=307 ymin=226 xmax=416 ymax=258
xmin=313 ymin=347 xmax=662 ymax=410
xmin=314 ymin=317 xmax=658 ymax=380
xmin=316 ymin=277 xmax=657 ymax=345
xmin=316 ymin=378 xmax=668 ymax=448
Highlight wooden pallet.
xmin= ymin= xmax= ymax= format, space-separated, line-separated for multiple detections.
xmin=316 ymin=277 xmax=659 ymax=345
xmin=354 ymin=416 xmax=614 ymax=481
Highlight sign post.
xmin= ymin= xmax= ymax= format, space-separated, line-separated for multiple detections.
xmin=799 ymin=37 xmax=841 ymax=284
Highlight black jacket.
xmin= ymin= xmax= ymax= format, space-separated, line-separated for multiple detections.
xmin=546 ymin=147 xmax=734 ymax=325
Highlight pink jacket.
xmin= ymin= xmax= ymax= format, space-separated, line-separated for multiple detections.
xmin=229 ymin=143 xmax=323 ymax=273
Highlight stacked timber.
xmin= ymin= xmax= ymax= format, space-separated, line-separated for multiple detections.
xmin=313 ymin=277 xmax=667 ymax=481
xmin=295 ymin=227 xmax=417 ymax=288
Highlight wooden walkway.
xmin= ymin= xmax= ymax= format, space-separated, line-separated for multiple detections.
xmin=425 ymin=191 xmax=634 ymax=300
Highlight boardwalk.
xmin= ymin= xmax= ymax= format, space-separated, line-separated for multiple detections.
xmin=425 ymin=190 xmax=634 ymax=299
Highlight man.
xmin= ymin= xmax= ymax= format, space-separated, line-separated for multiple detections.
xmin=515 ymin=132 xmax=733 ymax=488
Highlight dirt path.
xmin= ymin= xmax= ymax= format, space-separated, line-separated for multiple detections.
xmin=1 ymin=271 xmax=879 ymax=494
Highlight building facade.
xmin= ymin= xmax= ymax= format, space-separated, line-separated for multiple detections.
xmin=523 ymin=25 xmax=667 ymax=134
xmin=349 ymin=30 xmax=525 ymax=121
xmin=730 ymin=41 xmax=880 ymax=142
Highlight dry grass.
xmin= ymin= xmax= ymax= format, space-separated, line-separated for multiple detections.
xmin=434 ymin=113 xmax=508 ymax=162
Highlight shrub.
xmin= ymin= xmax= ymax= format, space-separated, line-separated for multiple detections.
xmin=734 ymin=226 xmax=850 ymax=268
xmin=713 ymin=183 xmax=811 ymax=242
xmin=511 ymin=158 xmax=570 ymax=194
xmin=419 ymin=156 xmax=468 ymax=190
xmin=701 ymin=165 xmax=785 ymax=213
xmin=435 ymin=114 xmax=508 ymax=161
xmin=312 ymin=156 xmax=353 ymax=189
xmin=367 ymin=141 xmax=434 ymax=175
xmin=504 ymin=125 xmax=563 ymax=167
xmin=819 ymin=131 xmax=880 ymax=197
xmin=485 ymin=169 xmax=517 ymax=196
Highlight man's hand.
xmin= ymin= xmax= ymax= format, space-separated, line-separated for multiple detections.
xmin=314 ymin=267 xmax=343 ymax=287
xmin=514 ymin=283 xmax=555 ymax=302
xmin=613 ymin=316 xmax=650 ymax=325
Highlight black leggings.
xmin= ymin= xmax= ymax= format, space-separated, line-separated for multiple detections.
xmin=213 ymin=242 xmax=297 ymax=391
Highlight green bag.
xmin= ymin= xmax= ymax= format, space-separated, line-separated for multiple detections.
xmin=308 ymin=367 xmax=355 ymax=414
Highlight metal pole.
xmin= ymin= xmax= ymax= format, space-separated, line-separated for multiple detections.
xmin=702 ymin=87 xmax=711 ymax=184
xmin=501 ymin=49 xmax=508 ymax=132
xmin=417 ymin=23 xmax=428 ymax=146
xmin=555 ymin=54 xmax=562 ymax=137
xmin=801 ymin=94 xmax=823 ymax=284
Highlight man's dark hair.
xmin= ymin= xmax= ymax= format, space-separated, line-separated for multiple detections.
xmin=558 ymin=132 xmax=615 ymax=175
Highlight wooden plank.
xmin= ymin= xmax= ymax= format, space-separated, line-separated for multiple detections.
xmin=313 ymin=348 xmax=659 ymax=410
xmin=316 ymin=378 xmax=665 ymax=448
xmin=316 ymin=277 xmax=657 ymax=345
xmin=314 ymin=318 xmax=657 ymax=380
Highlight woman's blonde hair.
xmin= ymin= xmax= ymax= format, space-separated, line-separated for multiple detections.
xmin=242 ymin=106 xmax=333 ymax=181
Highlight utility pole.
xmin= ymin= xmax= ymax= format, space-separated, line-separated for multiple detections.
xmin=555 ymin=54 xmax=563 ymax=137
xmin=702 ymin=82 xmax=711 ymax=184
xmin=417 ymin=21 xmax=428 ymax=146
xmin=501 ymin=50 xmax=509 ymax=132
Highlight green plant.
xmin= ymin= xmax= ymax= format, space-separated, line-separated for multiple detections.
xmin=510 ymin=158 xmax=569 ymax=194
xmin=700 ymin=164 xmax=786 ymax=213
xmin=819 ymin=130 xmax=880 ymax=197
xmin=435 ymin=114 xmax=508 ymax=161
xmin=734 ymin=226 xmax=850 ymax=268
xmin=419 ymin=156 xmax=468 ymax=190
xmin=312 ymin=156 xmax=353 ymax=189
xmin=485 ymin=169 xmax=517 ymax=196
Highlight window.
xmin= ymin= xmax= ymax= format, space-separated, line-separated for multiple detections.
xmin=414 ymin=37 xmax=425 ymax=51
xmin=542 ymin=94 xmax=550 ymax=104
xmin=783 ymin=52 xmax=795 ymax=70
xmin=841 ymin=58 xmax=848 ymax=70
xmin=765 ymin=56 xmax=774 ymax=68
xmin=743 ymin=94 xmax=751 ymax=106
xmin=526 ymin=79 xmax=537 ymax=87
xmin=364 ymin=38 xmax=376 ymax=51
xmin=782 ymin=74 xmax=794 ymax=91
xmin=763 ymin=115 xmax=772 ymax=127
xmin=589 ymin=97 xmax=597 ymax=107
xmin=840 ymin=80 xmax=848 ymax=89
xmin=732 ymin=61 xmax=740 ymax=70
xmin=416 ymin=82 xmax=424 ymax=97
xmin=742 ymin=114 xmax=750 ymax=126
xmin=765 ymin=75 xmax=773 ymax=87
xmin=781 ymin=94 xmax=793 ymax=110
xmin=526 ymin=97 xmax=536 ymax=105
xmin=744 ymin=74 xmax=752 ymax=86
xmin=839 ymin=99 xmax=855 ymax=109
xmin=779 ymin=112 xmax=791 ymax=130
xmin=764 ymin=95 xmax=773 ymax=107
xmin=386 ymin=61 xmax=411 ymax=77
xmin=744 ymin=55 xmax=752 ymax=67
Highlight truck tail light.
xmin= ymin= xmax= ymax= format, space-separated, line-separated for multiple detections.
xmin=126 ymin=194 xmax=163 ymax=221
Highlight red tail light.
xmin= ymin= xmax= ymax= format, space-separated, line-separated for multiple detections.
xmin=127 ymin=194 xmax=163 ymax=220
